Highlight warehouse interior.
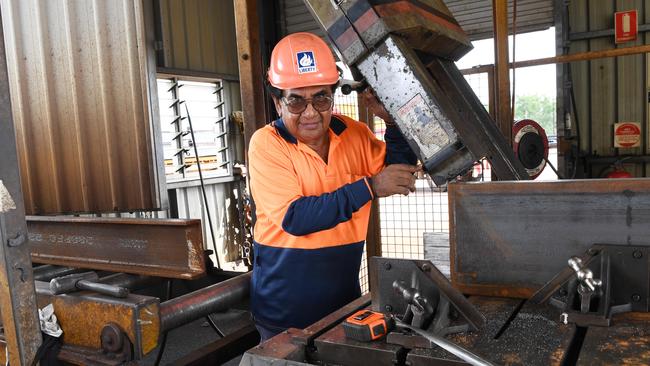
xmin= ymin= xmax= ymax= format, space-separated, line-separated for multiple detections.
xmin=1 ymin=0 xmax=650 ymax=365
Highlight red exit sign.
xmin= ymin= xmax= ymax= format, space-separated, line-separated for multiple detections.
xmin=615 ymin=10 xmax=638 ymax=44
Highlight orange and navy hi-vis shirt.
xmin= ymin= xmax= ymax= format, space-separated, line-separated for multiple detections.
xmin=248 ymin=114 xmax=416 ymax=330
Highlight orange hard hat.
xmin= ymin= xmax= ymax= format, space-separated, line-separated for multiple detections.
xmin=268 ymin=32 xmax=339 ymax=90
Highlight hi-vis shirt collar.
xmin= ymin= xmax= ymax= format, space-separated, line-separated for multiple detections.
xmin=272 ymin=115 xmax=347 ymax=144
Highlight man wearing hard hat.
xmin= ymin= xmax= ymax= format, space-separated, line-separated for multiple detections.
xmin=248 ymin=32 xmax=419 ymax=341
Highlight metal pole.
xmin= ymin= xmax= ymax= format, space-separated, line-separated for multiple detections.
xmin=461 ymin=44 xmax=650 ymax=74
xmin=159 ymin=272 xmax=251 ymax=332
xmin=492 ymin=0 xmax=512 ymax=147
xmin=234 ymin=0 xmax=267 ymax=152
xmin=0 ymin=7 xmax=42 ymax=364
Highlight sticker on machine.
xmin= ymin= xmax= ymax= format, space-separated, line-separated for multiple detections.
xmin=395 ymin=93 xmax=451 ymax=157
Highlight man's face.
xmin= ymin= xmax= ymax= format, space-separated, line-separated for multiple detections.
xmin=273 ymin=85 xmax=334 ymax=144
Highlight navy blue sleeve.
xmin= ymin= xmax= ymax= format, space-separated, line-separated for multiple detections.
xmin=282 ymin=178 xmax=372 ymax=236
xmin=385 ymin=125 xmax=418 ymax=165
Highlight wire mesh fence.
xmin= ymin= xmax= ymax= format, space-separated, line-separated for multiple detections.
xmin=333 ymin=90 xmax=451 ymax=293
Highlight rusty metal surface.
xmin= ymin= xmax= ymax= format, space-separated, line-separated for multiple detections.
xmin=0 ymin=0 xmax=166 ymax=215
xmin=27 ymin=216 xmax=205 ymax=279
xmin=241 ymin=328 xmax=308 ymax=365
xmin=34 ymin=280 xmax=160 ymax=359
xmin=449 ymin=179 xmax=650 ymax=298
xmin=0 ymin=6 xmax=42 ymax=363
xmin=578 ymin=313 xmax=650 ymax=365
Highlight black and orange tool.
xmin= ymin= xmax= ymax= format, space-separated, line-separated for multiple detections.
xmin=343 ymin=310 xmax=395 ymax=341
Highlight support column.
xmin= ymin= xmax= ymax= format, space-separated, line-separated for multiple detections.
xmin=234 ymin=0 xmax=268 ymax=152
xmin=0 ymin=8 xmax=42 ymax=365
xmin=492 ymin=0 xmax=512 ymax=146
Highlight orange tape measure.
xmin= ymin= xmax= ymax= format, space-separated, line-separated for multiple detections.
xmin=342 ymin=310 xmax=394 ymax=341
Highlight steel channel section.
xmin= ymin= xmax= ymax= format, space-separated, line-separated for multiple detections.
xmin=159 ymin=271 xmax=251 ymax=332
xmin=449 ymin=179 xmax=650 ymax=298
xmin=0 ymin=7 xmax=42 ymax=365
xmin=27 ymin=216 xmax=206 ymax=279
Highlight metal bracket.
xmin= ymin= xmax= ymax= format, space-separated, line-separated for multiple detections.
xmin=531 ymin=244 xmax=649 ymax=327
xmin=370 ymin=257 xmax=485 ymax=348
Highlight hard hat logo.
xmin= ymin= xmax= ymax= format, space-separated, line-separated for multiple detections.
xmin=297 ymin=51 xmax=317 ymax=74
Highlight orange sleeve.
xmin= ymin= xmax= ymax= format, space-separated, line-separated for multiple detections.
xmin=249 ymin=130 xmax=302 ymax=230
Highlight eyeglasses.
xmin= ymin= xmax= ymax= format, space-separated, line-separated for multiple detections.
xmin=281 ymin=95 xmax=334 ymax=114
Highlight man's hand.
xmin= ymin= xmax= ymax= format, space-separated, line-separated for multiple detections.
xmin=360 ymin=89 xmax=396 ymax=126
xmin=371 ymin=164 xmax=420 ymax=197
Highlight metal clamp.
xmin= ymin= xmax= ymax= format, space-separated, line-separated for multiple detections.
xmin=567 ymin=256 xmax=601 ymax=292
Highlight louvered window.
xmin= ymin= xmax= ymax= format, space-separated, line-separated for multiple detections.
xmin=157 ymin=77 xmax=231 ymax=182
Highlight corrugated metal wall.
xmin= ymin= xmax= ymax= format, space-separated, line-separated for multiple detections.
xmin=159 ymin=0 xmax=238 ymax=76
xmin=566 ymin=0 xmax=648 ymax=178
xmin=278 ymin=0 xmax=554 ymax=41
xmin=445 ymin=0 xmax=553 ymax=40
xmin=1 ymin=0 xmax=166 ymax=215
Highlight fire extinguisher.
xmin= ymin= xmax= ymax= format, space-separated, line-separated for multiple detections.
xmin=605 ymin=159 xmax=633 ymax=178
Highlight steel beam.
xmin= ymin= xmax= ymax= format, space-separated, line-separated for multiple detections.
xmin=461 ymin=45 xmax=650 ymax=75
xmin=28 ymin=217 xmax=206 ymax=279
xmin=0 ymin=6 xmax=42 ymax=364
xmin=234 ymin=0 xmax=267 ymax=151
xmin=449 ymin=179 xmax=650 ymax=298
xmin=492 ymin=0 xmax=512 ymax=148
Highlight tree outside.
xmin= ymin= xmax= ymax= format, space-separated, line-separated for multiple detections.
xmin=514 ymin=94 xmax=556 ymax=136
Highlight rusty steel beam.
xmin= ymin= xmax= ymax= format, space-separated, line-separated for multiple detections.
xmin=461 ymin=45 xmax=650 ymax=75
xmin=160 ymin=271 xmax=251 ymax=332
xmin=0 ymin=5 xmax=42 ymax=364
xmin=492 ymin=0 xmax=512 ymax=148
xmin=234 ymin=0 xmax=267 ymax=152
xmin=27 ymin=217 xmax=206 ymax=279
xmin=449 ymin=179 xmax=650 ymax=298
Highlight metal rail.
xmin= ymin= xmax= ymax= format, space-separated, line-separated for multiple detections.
xmin=160 ymin=272 xmax=251 ymax=332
